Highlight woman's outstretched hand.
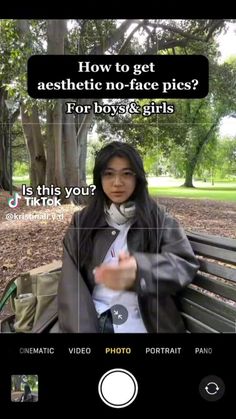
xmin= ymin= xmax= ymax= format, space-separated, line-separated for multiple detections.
xmin=93 ymin=251 xmax=137 ymax=290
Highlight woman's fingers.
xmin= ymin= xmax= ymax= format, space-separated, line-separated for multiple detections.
xmin=93 ymin=257 xmax=137 ymax=290
xmin=118 ymin=250 xmax=130 ymax=260
xmin=94 ymin=264 xmax=118 ymax=283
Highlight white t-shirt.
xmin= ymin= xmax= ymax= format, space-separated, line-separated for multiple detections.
xmin=92 ymin=218 xmax=147 ymax=333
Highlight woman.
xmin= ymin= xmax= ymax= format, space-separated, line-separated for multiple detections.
xmin=58 ymin=141 xmax=199 ymax=333
xmin=22 ymin=382 xmax=32 ymax=402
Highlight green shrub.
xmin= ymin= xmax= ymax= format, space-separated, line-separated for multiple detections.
xmin=14 ymin=162 xmax=29 ymax=177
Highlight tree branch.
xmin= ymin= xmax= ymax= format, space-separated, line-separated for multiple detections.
xmin=90 ymin=20 xmax=135 ymax=54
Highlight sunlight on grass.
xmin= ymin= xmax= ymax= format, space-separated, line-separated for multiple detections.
xmin=13 ymin=176 xmax=30 ymax=187
xmin=149 ymin=186 xmax=236 ymax=201
xmin=148 ymin=177 xmax=236 ymax=201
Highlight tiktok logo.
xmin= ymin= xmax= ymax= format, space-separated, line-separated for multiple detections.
xmin=8 ymin=192 xmax=21 ymax=208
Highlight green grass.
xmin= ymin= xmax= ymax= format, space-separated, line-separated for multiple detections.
xmin=147 ymin=177 xmax=236 ymax=202
xmin=149 ymin=186 xmax=236 ymax=201
xmin=13 ymin=176 xmax=30 ymax=187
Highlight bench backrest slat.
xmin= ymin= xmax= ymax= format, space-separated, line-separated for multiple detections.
xmin=181 ymin=312 xmax=219 ymax=333
xmin=180 ymin=298 xmax=236 ymax=332
xmin=187 ymin=232 xmax=236 ymax=251
xmin=189 ymin=241 xmax=236 ymax=264
xmin=182 ymin=286 xmax=236 ymax=321
xmin=193 ymin=273 xmax=236 ymax=302
xmin=198 ymin=259 xmax=236 ymax=282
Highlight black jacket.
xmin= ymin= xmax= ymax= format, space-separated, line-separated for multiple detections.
xmin=58 ymin=201 xmax=199 ymax=333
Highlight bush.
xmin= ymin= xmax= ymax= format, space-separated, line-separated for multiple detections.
xmin=13 ymin=162 xmax=29 ymax=177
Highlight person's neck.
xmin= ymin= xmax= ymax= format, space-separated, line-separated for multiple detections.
xmin=105 ymin=201 xmax=136 ymax=225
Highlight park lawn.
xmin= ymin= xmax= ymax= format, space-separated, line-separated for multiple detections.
xmin=13 ymin=176 xmax=29 ymax=187
xmin=149 ymin=186 xmax=236 ymax=202
xmin=13 ymin=176 xmax=236 ymax=202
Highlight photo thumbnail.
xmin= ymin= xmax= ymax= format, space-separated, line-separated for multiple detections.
xmin=11 ymin=375 xmax=38 ymax=402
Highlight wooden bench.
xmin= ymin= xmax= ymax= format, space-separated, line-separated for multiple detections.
xmin=1 ymin=233 xmax=236 ymax=333
xmin=179 ymin=232 xmax=236 ymax=333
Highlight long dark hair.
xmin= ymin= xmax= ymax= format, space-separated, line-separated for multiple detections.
xmin=79 ymin=141 xmax=156 ymax=266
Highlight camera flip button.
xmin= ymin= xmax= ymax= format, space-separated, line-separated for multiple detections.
xmin=199 ymin=375 xmax=225 ymax=401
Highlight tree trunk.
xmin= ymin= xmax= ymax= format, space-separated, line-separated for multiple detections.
xmin=12 ymin=375 xmax=22 ymax=392
xmin=21 ymin=107 xmax=36 ymax=189
xmin=0 ymin=133 xmax=10 ymax=190
xmin=183 ymin=123 xmax=218 ymax=187
xmin=0 ymin=88 xmax=10 ymax=190
xmin=31 ymin=105 xmax=46 ymax=187
xmin=45 ymin=107 xmax=55 ymax=186
xmin=21 ymin=105 xmax=46 ymax=191
xmin=53 ymin=100 xmax=65 ymax=189
xmin=0 ymin=134 xmax=10 ymax=190
xmin=47 ymin=20 xmax=67 ymax=202
xmin=79 ymin=132 xmax=87 ymax=185
xmin=17 ymin=20 xmax=46 ymax=191
xmin=63 ymin=102 xmax=79 ymax=187
xmin=77 ymin=111 xmax=93 ymax=185
xmin=0 ymin=88 xmax=21 ymax=191
xmin=74 ymin=110 xmax=94 ymax=204
xmin=183 ymin=160 xmax=195 ymax=187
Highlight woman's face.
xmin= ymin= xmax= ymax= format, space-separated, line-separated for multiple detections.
xmin=101 ymin=156 xmax=136 ymax=204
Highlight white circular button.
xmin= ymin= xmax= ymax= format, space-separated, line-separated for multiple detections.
xmin=98 ymin=368 xmax=138 ymax=408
